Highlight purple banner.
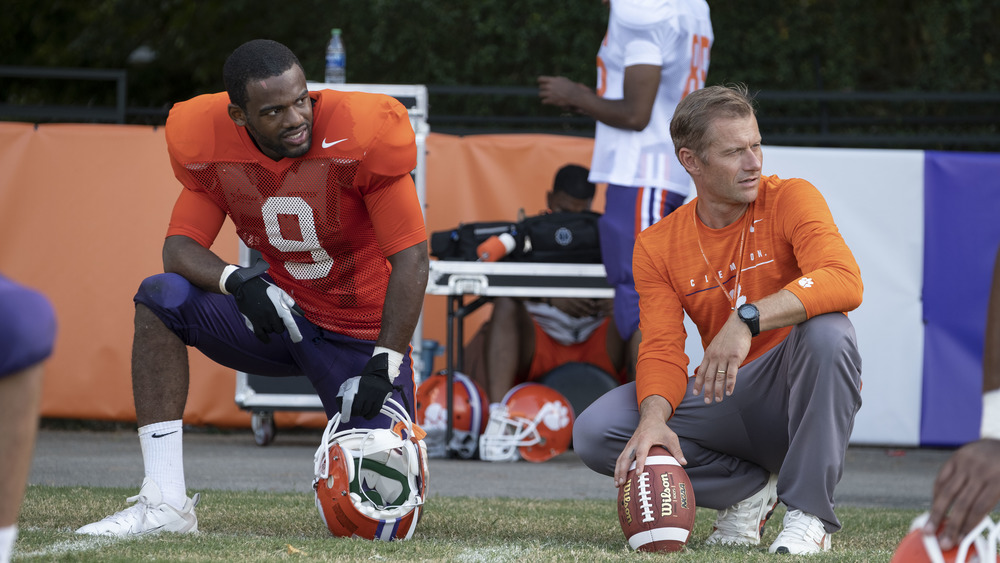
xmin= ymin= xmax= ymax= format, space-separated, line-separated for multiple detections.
xmin=922 ymin=151 xmax=1000 ymax=446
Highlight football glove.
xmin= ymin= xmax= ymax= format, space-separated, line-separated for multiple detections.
xmin=338 ymin=352 xmax=401 ymax=421
xmin=222 ymin=260 xmax=304 ymax=344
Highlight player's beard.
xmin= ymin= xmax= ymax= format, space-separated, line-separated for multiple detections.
xmin=246 ymin=121 xmax=312 ymax=160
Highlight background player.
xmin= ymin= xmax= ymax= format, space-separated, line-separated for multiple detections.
xmin=0 ymin=274 xmax=56 ymax=563
xmin=538 ymin=0 xmax=713 ymax=368
xmin=77 ymin=39 xmax=428 ymax=537
xmin=466 ymin=164 xmax=628 ymax=402
xmin=925 ymin=244 xmax=1000 ymax=550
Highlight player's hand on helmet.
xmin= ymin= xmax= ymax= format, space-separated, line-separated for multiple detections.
xmin=925 ymin=438 xmax=1000 ymax=549
xmin=221 ymin=259 xmax=304 ymax=343
xmin=338 ymin=348 xmax=404 ymax=421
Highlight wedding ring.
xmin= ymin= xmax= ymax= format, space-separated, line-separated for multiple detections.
xmin=716 ymin=369 xmax=727 ymax=375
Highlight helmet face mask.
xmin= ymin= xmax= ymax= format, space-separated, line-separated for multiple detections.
xmin=891 ymin=512 xmax=998 ymax=563
xmin=313 ymin=398 xmax=428 ymax=541
xmin=479 ymin=383 xmax=574 ymax=463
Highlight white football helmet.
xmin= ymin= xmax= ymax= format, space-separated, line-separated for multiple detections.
xmin=891 ymin=512 xmax=998 ymax=563
xmin=312 ymin=398 xmax=428 ymax=541
xmin=479 ymin=382 xmax=574 ymax=463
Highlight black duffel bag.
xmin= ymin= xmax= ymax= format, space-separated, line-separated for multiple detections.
xmin=430 ymin=211 xmax=601 ymax=264
xmin=517 ymin=211 xmax=601 ymax=263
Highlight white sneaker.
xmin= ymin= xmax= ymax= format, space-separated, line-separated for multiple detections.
xmin=705 ymin=473 xmax=779 ymax=546
xmin=769 ymin=509 xmax=831 ymax=554
xmin=76 ymin=478 xmax=200 ymax=537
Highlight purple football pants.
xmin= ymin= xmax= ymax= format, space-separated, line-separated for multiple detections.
xmin=134 ymin=273 xmax=414 ymax=427
xmin=599 ymin=185 xmax=687 ymax=341
xmin=573 ymin=313 xmax=862 ymax=533
xmin=0 ymin=274 xmax=57 ymax=377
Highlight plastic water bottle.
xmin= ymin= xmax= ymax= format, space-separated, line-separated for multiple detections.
xmin=476 ymin=233 xmax=517 ymax=262
xmin=325 ymin=28 xmax=346 ymax=84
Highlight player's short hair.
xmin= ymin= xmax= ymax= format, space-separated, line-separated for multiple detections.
xmin=552 ymin=164 xmax=596 ymax=200
xmin=670 ymin=84 xmax=756 ymax=162
xmin=223 ymin=39 xmax=303 ymax=109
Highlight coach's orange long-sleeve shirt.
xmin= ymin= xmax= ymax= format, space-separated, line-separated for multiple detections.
xmin=633 ymin=174 xmax=863 ymax=410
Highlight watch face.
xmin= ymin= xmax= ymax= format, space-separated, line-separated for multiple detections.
xmin=740 ymin=305 xmax=757 ymax=320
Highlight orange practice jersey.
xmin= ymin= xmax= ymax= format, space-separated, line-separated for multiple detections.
xmin=164 ymin=89 xmax=426 ymax=341
xmin=633 ymin=175 xmax=863 ymax=410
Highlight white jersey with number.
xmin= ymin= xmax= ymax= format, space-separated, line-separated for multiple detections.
xmin=589 ymin=0 xmax=713 ymax=194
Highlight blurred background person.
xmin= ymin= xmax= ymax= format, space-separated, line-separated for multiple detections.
xmin=0 ymin=274 xmax=56 ymax=563
xmin=539 ymin=0 xmax=713 ymax=369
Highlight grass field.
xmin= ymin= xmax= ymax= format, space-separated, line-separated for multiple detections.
xmin=14 ymin=484 xmax=923 ymax=562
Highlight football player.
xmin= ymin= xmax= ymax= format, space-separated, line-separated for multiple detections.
xmin=77 ymin=39 xmax=428 ymax=537
xmin=471 ymin=164 xmax=628 ymax=403
xmin=538 ymin=0 xmax=713 ymax=370
xmin=924 ymin=245 xmax=1000 ymax=550
xmin=0 ymin=274 xmax=56 ymax=563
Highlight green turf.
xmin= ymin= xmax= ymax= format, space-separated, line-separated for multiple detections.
xmin=16 ymin=484 xmax=924 ymax=562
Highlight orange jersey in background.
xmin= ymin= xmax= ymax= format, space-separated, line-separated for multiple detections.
xmin=164 ymin=90 xmax=426 ymax=341
xmin=633 ymin=174 xmax=863 ymax=409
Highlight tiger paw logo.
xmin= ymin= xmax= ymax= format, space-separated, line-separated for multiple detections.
xmin=421 ymin=403 xmax=447 ymax=430
xmin=541 ymin=401 xmax=571 ymax=430
xmin=798 ymin=277 xmax=814 ymax=288
xmin=731 ymin=284 xmax=746 ymax=308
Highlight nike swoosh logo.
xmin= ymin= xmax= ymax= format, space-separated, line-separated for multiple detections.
xmin=151 ymin=431 xmax=178 ymax=438
xmin=135 ymin=524 xmax=166 ymax=535
xmin=321 ymin=138 xmax=348 ymax=148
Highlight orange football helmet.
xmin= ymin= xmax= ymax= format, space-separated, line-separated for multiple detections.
xmin=479 ymin=382 xmax=574 ymax=463
xmin=414 ymin=372 xmax=489 ymax=459
xmin=891 ymin=512 xmax=998 ymax=563
xmin=312 ymin=398 xmax=428 ymax=541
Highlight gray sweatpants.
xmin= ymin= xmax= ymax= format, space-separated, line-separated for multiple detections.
xmin=573 ymin=313 xmax=862 ymax=533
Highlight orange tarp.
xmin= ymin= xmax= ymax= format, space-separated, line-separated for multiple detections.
xmin=0 ymin=123 xmax=596 ymax=428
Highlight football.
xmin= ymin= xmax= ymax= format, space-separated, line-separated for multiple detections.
xmin=617 ymin=446 xmax=696 ymax=552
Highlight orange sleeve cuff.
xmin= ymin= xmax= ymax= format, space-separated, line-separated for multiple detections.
xmin=635 ymin=358 xmax=690 ymax=416
xmin=165 ymin=188 xmax=226 ymax=248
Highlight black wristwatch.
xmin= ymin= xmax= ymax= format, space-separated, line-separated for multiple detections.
xmin=737 ymin=303 xmax=760 ymax=337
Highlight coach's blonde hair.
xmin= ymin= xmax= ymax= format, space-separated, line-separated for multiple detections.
xmin=670 ymin=84 xmax=756 ymax=162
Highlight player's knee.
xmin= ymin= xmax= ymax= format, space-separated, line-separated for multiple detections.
xmin=0 ymin=287 xmax=56 ymax=375
xmin=492 ymin=296 xmax=519 ymax=317
xmin=134 ymin=273 xmax=196 ymax=312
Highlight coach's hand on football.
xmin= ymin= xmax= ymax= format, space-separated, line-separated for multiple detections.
xmin=338 ymin=353 xmax=395 ymax=421
xmin=224 ymin=260 xmax=303 ymax=344
xmin=614 ymin=396 xmax=685 ymax=488
xmin=694 ymin=312 xmax=751 ymax=404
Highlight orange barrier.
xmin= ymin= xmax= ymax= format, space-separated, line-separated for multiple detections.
xmin=0 ymin=123 xmax=596 ymax=428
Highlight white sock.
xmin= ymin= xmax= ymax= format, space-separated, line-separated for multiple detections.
xmin=0 ymin=525 xmax=17 ymax=563
xmin=138 ymin=420 xmax=186 ymax=509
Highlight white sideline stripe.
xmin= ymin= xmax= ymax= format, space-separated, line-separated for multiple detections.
xmin=627 ymin=455 xmax=680 ymax=472
xmin=628 ymin=526 xmax=690 ymax=550
xmin=456 ymin=546 xmax=529 ymax=562
xmin=15 ymin=533 xmax=115 ymax=558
